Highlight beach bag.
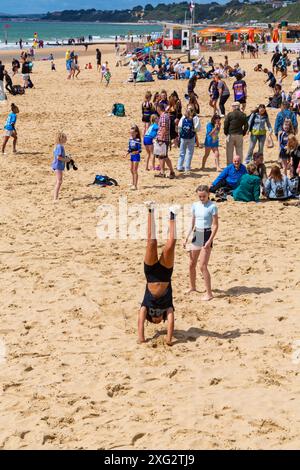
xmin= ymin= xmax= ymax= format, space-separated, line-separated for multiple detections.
xmin=112 ymin=103 xmax=125 ymax=117
xmin=266 ymin=134 xmax=274 ymax=148
xmin=89 ymin=175 xmax=118 ymax=187
xmin=290 ymin=176 xmax=299 ymax=195
xmin=179 ymin=117 xmax=195 ymax=140
xmin=153 ymin=140 xmax=167 ymax=157
xmin=12 ymin=85 xmax=25 ymax=95
xmin=275 ymin=181 xmax=285 ymax=199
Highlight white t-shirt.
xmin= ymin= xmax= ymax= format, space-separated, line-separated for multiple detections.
xmin=130 ymin=60 xmax=139 ymax=73
xmin=192 ymin=200 xmax=218 ymax=229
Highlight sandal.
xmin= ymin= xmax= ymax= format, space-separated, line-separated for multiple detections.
xmin=154 ymin=173 xmax=165 ymax=178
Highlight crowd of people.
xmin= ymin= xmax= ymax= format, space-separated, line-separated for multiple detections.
xmin=1 ymin=42 xmax=300 ymax=346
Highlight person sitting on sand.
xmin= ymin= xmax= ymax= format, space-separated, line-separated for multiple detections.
xmin=210 ymin=155 xmax=247 ymax=194
xmin=287 ymin=135 xmax=300 ymax=180
xmin=2 ymin=103 xmax=19 ymax=155
xmin=232 ymin=163 xmax=261 ymax=202
xmin=51 ymin=132 xmax=71 ymax=202
xmin=264 ymin=164 xmax=294 ymax=200
xmin=183 ymin=185 xmax=218 ymax=301
xmin=252 ymin=152 xmax=267 ymax=192
xmin=138 ymin=202 xmax=179 ymax=345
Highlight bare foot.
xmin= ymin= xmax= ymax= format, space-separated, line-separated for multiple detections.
xmin=165 ymin=339 xmax=173 ymax=346
xmin=201 ymin=294 xmax=213 ymax=301
xmin=137 ymin=339 xmax=146 ymax=344
xmin=185 ymin=288 xmax=200 ymax=294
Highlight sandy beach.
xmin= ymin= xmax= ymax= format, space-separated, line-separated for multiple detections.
xmin=0 ymin=44 xmax=300 ymax=450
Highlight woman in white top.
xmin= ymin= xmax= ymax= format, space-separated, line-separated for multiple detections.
xmin=184 ymin=185 xmax=219 ymax=300
xmin=177 ymin=106 xmax=201 ymax=175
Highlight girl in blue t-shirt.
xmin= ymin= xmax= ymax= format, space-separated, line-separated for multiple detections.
xmin=125 ymin=125 xmax=141 ymax=190
xmin=2 ymin=103 xmax=19 ymax=155
xmin=201 ymin=114 xmax=222 ymax=172
xmin=143 ymin=115 xmax=159 ymax=171
xmin=51 ymin=132 xmax=70 ymax=202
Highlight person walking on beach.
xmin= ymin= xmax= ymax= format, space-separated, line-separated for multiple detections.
xmin=208 ymin=75 xmax=219 ymax=114
xmin=74 ymin=55 xmax=80 ymax=78
xmin=51 ymin=132 xmax=70 ymax=202
xmin=224 ymin=102 xmax=248 ymax=165
xmin=245 ymin=104 xmax=272 ymax=164
xmin=0 ymin=61 xmax=6 ymax=101
xmin=154 ymin=103 xmax=175 ymax=179
xmin=216 ymin=75 xmax=230 ymax=117
xmin=100 ymin=61 xmax=108 ymax=83
xmin=96 ymin=48 xmax=101 ymax=71
xmin=125 ymin=124 xmax=142 ymax=190
xmin=184 ymin=185 xmax=218 ymax=301
xmin=144 ymin=115 xmax=159 ymax=171
xmin=2 ymin=103 xmax=19 ymax=155
xmin=232 ymin=73 xmax=247 ymax=112
xmin=141 ymin=91 xmax=155 ymax=135
xmin=201 ymin=114 xmax=222 ymax=172
xmin=4 ymin=71 xmax=15 ymax=95
xmin=177 ymin=106 xmax=200 ymax=175
xmin=138 ymin=201 xmax=179 ymax=345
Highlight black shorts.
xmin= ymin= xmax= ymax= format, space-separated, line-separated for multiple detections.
xmin=191 ymin=228 xmax=213 ymax=249
xmin=280 ymin=149 xmax=289 ymax=160
xmin=237 ymin=98 xmax=246 ymax=104
xmin=142 ymin=115 xmax=151 ymax=123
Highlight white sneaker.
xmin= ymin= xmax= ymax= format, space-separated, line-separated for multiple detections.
xmin=169 ymin=204 xmax=181 ymax=215
xmin=144 ymin=200 xmax=155 ymax=209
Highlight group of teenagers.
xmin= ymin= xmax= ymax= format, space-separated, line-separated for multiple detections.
xmin=2 ymin=49 xmax=300 ymax=347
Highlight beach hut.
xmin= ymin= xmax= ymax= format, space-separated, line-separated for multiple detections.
xmin=162 ymin=23 xmax=194 ymax=52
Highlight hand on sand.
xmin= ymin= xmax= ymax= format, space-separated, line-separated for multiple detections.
xmin=169 ymin=204 xmax=181 ymax=215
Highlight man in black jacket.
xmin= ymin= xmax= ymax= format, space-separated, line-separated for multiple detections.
xmin=224 ymin=102 xmax=248 ymax=165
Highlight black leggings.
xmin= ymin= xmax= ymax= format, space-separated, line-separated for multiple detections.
xmin=5 ymin=83 xmax=15 ymax=95
xmin=210 ymin=179 xmax=233 ymax=194
xmin=219 ymin=94 xmax=229 ymax=115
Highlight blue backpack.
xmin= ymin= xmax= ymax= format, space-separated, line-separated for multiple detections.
xmin=90 ymin=175 xmax=118 ymax=187
xmin=180 ymin=117 xmax=195 ymax=140
xmin=112 ymin=103 xmax=125 ymax=117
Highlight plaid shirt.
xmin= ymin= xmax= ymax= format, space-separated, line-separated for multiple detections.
xmin=157 ymin=112 xmax=170 ymax=143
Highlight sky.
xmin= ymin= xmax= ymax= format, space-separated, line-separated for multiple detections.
xmin=1 ymin=0 xmax=228 ymax=15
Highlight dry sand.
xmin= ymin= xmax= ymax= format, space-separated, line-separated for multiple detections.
xmin=0 ymin=45 xmax=300 ymax=450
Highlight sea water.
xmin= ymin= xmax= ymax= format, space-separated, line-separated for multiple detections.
xmin=0 ymin=21 xmax=163 ymax=49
